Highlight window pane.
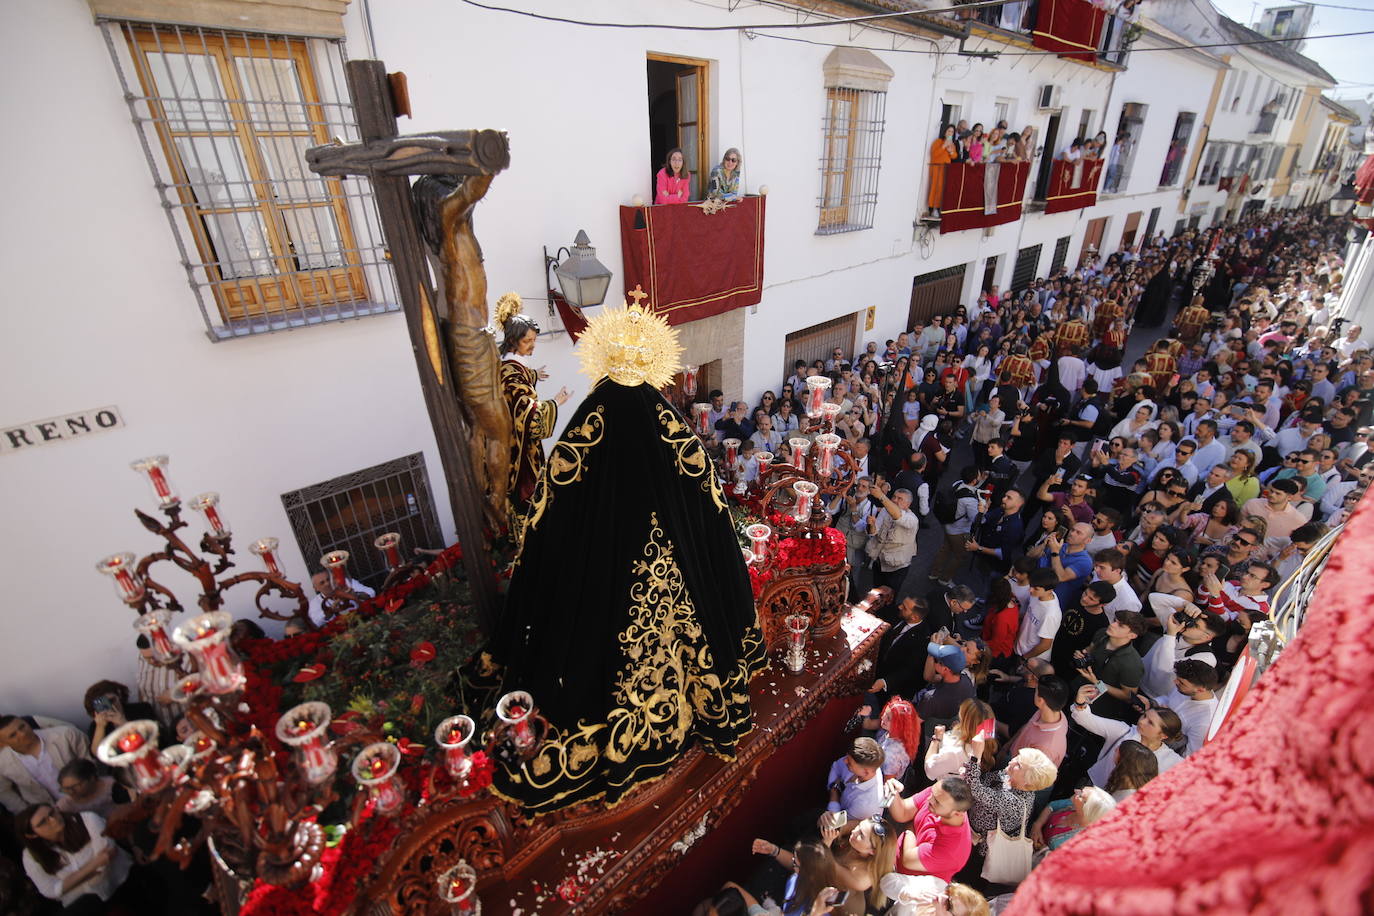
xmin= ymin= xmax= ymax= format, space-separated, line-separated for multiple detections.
xmin=145 ymin=52 xmax=231 ymax=131
xmin=175 ymin=136 xmax=256 ymax=205
xmin=678 ymin=72 xmax=698 ymax=123
xmin=235 ymin=56 xmax=310 ymax=130
xmin=280 ymin=206 xmax=345 ymax=269
xmin=203 ymin=211 xmax=274 ymax=278
xmin=257 ymin=135 xmax=330 ymax=201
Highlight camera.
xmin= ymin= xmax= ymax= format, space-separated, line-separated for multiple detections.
xmin=1172 ymin=609 xmax=1196 ymax=626
xmin=91 ymin=696 xmax=115 ymax=714
xmin=1073 ymin=655 xmax=1094 ymax=670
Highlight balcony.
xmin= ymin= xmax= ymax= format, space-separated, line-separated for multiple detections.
xmin=1252 ymin=111 xmax=1278 ymax=136
xmin=936 ymin=161 xmax=1032 ymax=233
xmin=1043 ymin=158 xmax=1105 ymax=214
xmin=963 ymin=0 xmax=1133 ymax=67
xmin=617 ymin=195 xmax=766 ymax=326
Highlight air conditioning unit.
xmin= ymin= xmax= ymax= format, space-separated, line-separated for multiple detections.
xmin=1037 ymin=85 xmax=1062 ymax=110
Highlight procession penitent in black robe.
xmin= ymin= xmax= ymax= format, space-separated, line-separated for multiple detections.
xmin=489 ymin=378 xmax=766 ymax=814
xmin=1134 ymin=262 xmax=1175 ymax=328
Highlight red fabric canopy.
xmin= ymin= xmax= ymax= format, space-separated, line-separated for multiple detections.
xmin=1355 ymin=152 xmax=1374 ymax=206
xmin=1043 ymin=158 xmax=1104 ymax=214
xmin=1032 ymin=0 xmax=1107 ymax=63
xmin=618 ymin=196 xmax=766 ymax=326
xmin=939 ymin=162 xmax=1031 ymax=234
xmin=1008 ymin=498 xmax=1374 ymax=915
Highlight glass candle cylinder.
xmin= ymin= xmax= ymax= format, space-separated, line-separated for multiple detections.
xmin=789 ymin=438 xmax=810 ymax=471
xmin=321 ymin=550 xmax=350 ymax=590
xmin=184 ymin=730 xmax=217 ymax=764
xmin=744 ymin=524 xmax=772 ymax=564
xmin=170 ymin=674 xmax=205 ymax=706
xmin=96 ymin=552 xmax=145 ymax=604
xmin=250 ymin=537 xmax=284 ymax=577
xmin=805 ymin=376 xmax=832 ymax=419
xmin=97 ymin=721 xmax=171 ymax=794
xmin=133 ymin=610 xmax=178 ymax=663
xmin=374 ymin=532 xmax=403 ymax=570
xmin=171 ymin=612 xmax=245 ymax=695
xmin=276 ymin=702 xmax=338 ymax=785
xmin=351 ymin=742 xmax=404 ymax=815
xmin=792 ymin=480 xmax=820 ymax=522
xmin=786 ymin=613 xmax=811 ymax=651
xmin=741 ymin=547 xmax=755 ymax=566
xmin=438 ymin=861 xmax=481 ymax=915
xmin=814 ymin=433 xmax=842 ymax=479
xmin=434 ymin=715 xmax=476 ymax=779
xmin=681 ymin=365 xmax=699 ymax=398
xmin=130 ymin=455 xmax=178 ymax=508
xmin=754 ymin=451 xmax=773 ymax=478
xmin=821 ymin=402 xmax=843 ymax=428
xmin=692 ymin=402 xmax=712 ymax=436
xmin=497 ymin=691 xmax=537 ymax=751
xmin=188 ymin=492 xmax=230 ymax=539
xmin=721 ymin=438 xmax=740 ymax=468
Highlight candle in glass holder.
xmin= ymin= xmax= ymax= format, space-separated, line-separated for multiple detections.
xmin=130 ymin=455 xmax=178 ymax=507
xmin=497 ymin=691 xmax=537 ymax=751
xmin=276 ymin=702 xmax=337 ymax=785
xmin=788 ymin=437 xmax=810 ymax=471
xmin=804 ymin=376 xmax=832 ymax=419
xmin=96 ymin=552 xmax=145 ymax=604
xmin=188 ymin=492 xmax=231 ymax=539
xmin=171 ymin=611 xmax=244 ymax=695
xmin=721 ymin=438 xmax=740 ymax=469
xmin=741 ymin=547 xmax=755 ymax=566
xmin=97 ymin=721 xmax=172 ymax=793
xmin=682 ymin=365 xmax=699 ymax=399
xmin=321 ymin=550 xmax=350 ymax=590
xmin=754 ymin=451 xmax=773 ymax=478
xmin=133 ymin=610 xmax=178 ymax=663
xmin=438 ymin=862 xmax=480 ymax=915
xmin=744 ymin=523 xmax=772 ymax=564
xmin=821 ymin=402 xmax=843 ymax=429
xmin=692 ymin=402 xmax=712 ymax=436
xmin=249 ymin=537 xmax=284 ymax=576
xmin=814 ymin=433 xmax=841 ymax=479
xmin=374 ymin=532 xmax=403 ymax=570
xmin=434 ymin=715 xmax=476 ymax=779
xmin=784 ymin=613 xmax=811 ymax=673
xmin=351 ymin=742 xmax=404 ymax=815
xmin=792 ymin=480 xmax=819 ymax=522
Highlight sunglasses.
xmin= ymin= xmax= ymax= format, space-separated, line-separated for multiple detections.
xmin=869 ymin=817 xmax=889 ymax=839
xmin=1234 ymin=537 xmax=1257 ymax=547
xmin=724 ymin=156 xmax=739 ymax=162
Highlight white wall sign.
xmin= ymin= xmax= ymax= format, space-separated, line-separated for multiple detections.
xmin=3 ymin=406 xmax=125 ymax=454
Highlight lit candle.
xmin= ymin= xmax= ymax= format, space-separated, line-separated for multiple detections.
xmin=374 ymin=532 xmax=402 ymax=570
xmin=789 ymin=438 xmax=810 ymax=471
xmin=97 ymin=721 xmax=171 ymax=794
xmin=189 ymin=492 xmax=230 ymax=539
xmin=692 ymin=402 xmax=712 ymax=436
xmin=250 ymin=538 xmax=283 ymax=576
xmin=321 ymin=551 xmax=350 ymax=590
xmin=275 ymin=702 xmax=337 ymax=785
xmin=130 ymin=455 xmax=178 ymax=508
xmin=351 ymin=743 xmax=404 ymax=815
xmin=744 ymin=523 xmax=772 ymax=564
xmin=96 ymin=552 xmax=145 ymax=604
xmin=171 ymin=612 xmax=244 ymax=695
xmin=439 ymin=862 xmax=479 ymax=912
xmin=821 ymin=402 xmax=843 ymax=429
xmin=755 ymin=451 xmax=773 ymax=477
xmin=804 ymin=376 xmax=832 ymax=419
xmin=682 ymin=365 xmax=699 ymax=398
xmin=133 ymin=611 xmax=178 ymax=663
xmin=814 ymin=433 xmax=841 ymax=479
xmin=721 ymin=438 xmax=740 ymax=468
xmin=435 ymin=715 xmax=475 ymax=779
xmin=498 ymin=691 xmax=537 ymax=751
xmin=793 ymin=480 xmax=819 ymax=522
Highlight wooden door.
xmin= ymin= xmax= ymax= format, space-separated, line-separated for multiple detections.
xmin=1080 ymin=217 xmax=1108 ymax=264
xmin=676 ymin=69 xmax=702 ymax=199
xmin=908 ymin=264 xmax=967 ymax=328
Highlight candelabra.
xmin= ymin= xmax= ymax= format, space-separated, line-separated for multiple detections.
xmin=94 ymin=455 xmax=544 ymax=902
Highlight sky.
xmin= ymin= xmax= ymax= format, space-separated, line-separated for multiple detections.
xmin=1208 ymin=0 xmax=1374 ymax=100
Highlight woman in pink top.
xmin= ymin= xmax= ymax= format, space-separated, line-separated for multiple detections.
xmin=655 ymin=147 xmax=691 ymax=204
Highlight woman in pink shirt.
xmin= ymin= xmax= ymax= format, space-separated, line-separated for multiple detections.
xmin=654 ymin=147 xmax=691 ymax=205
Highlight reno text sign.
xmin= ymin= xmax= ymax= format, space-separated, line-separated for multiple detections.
xmin=3 ymin=406 xmax=125 ymax=454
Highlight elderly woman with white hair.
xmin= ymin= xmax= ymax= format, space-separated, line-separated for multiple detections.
xmin=1027 ymin=785 xmax=1116 ymax=852
xmin=959 ymin=734 xmax=1057 ymax=877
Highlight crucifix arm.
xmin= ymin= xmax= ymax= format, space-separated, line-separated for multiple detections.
xmin=306 ymin=129 xmax=510 ymax=178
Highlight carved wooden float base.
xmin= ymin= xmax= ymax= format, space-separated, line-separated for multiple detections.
xmin=357 ymin=598 xmax=889 ymax=915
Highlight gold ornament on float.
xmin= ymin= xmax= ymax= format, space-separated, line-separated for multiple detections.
xmin=576 ymin=286 xmax=683 ymax=390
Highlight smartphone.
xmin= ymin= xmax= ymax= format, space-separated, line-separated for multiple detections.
xmin=977 ymin=718 xmax=996 ymax=741
xmin=826 ymin=889 xmax=850 ymax=906
xmin=91 ymin=696 xmax=113 ymax=714
xmin=1169 ymin=373 xmax=1181 ymax=387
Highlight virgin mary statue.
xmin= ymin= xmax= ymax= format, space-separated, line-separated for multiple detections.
xmin=489 ymin=300 xmax=765 ymax=814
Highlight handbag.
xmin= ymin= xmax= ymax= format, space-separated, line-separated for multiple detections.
xmin=981 ymin=794 xmax=1034 ymax=885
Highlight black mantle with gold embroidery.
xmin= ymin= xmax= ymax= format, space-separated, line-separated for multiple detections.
xmin=490 ymin=379 xmax=765 ymax=814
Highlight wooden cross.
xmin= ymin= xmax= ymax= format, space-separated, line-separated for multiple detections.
xmin=305 ymin=60 xmax=505 ymax=632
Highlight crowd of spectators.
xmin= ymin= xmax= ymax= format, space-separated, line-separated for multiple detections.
xmin=702 ymin=206 xmax=1368 ymax=914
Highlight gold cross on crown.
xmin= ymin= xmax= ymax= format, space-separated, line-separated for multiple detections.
xmin=627 ymin=285 xmax=649 ymax=306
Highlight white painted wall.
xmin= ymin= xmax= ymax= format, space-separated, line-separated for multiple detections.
xmin=2 ymin=0 xmax=1237 ymax=721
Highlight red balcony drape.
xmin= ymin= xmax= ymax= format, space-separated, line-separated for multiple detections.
xmin=938 ymin=162 xmax=1031 ymax=234
xmin=1032 ymin=0 xmax=1108 ymax=63
xmin=618 ymin=195 xmax=766 ymax=326
xmin=1043 ymin=158 xmax=1104 ymax=214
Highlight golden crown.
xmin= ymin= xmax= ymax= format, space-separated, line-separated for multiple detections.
xmin=577 ymin=287 xmax=682 ymax=389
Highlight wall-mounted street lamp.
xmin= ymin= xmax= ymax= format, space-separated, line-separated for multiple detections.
xmin=543 ymin=230 xmax=613 ymax=316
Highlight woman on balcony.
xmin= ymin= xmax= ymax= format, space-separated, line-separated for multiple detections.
xmin=967 ymin=123 xmax=986 ymax=164
xmin=928 ymin=125 xmax=957 ymax=218
xmin=654 ymin=147 xmax=691 ymax=205
xmin=708 ymin=147 xmax=743 ymax=201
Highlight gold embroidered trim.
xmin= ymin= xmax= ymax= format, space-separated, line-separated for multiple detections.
xmin=657 ymin=405 xmax=728 ymax=511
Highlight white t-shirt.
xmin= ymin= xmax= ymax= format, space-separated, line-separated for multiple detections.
xmin=1099 ymin=576 xmax=1141 ymax=623
xmin=22 ymin=811 xmax=132 ymax=907
xmin=1016 ymin=595 xmax=1062 ymax=659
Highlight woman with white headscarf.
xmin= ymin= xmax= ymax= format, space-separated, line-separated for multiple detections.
xmin=1108 ymin=399 xmax=1157 ymax=443
xmin=911 ymin=413 xmax=950 ymax=486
